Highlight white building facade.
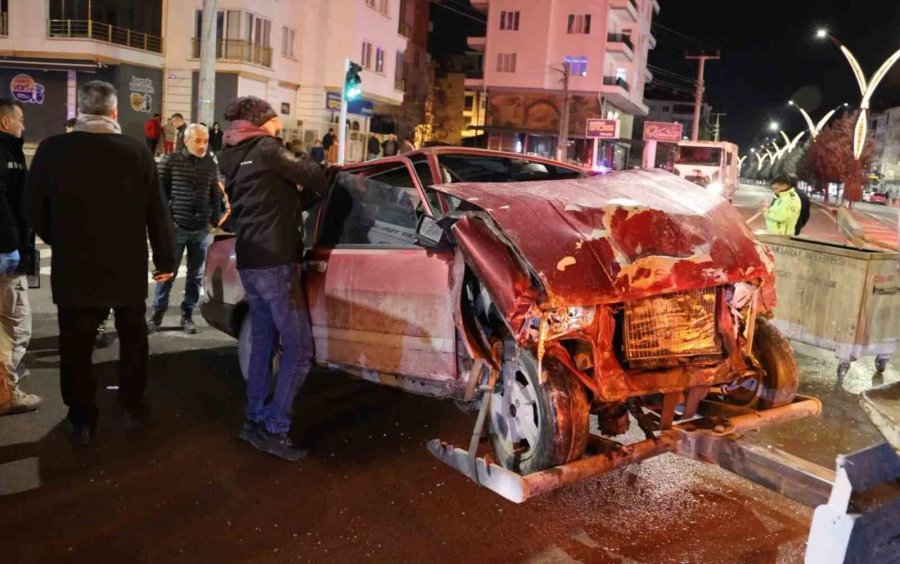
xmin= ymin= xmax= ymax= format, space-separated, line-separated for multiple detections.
xmin=467 ymin=0 xmax=658 ymax=168
xmin=871 ymin=108 xmax=900 ymax=194
xmin=0 ymin=0 xmax=409 ymax=161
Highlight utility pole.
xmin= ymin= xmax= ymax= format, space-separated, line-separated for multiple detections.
xmin=711 ymin=112 xmax=726 ymax=142
xmin=685 ymin=52 xmax=719 ymax=142
xmin=554 ymin=61 xmax=571 ymax=162
xmin=197 ymin=0 xmax=218 ymax=125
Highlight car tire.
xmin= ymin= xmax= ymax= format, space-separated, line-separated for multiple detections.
xmin=722 ymin=318 xmax=798 ymax=409
xmin=238 ymin=314 xmax=281 ymax=383
xmin=488 ymin=344 xmax=590 ymax=475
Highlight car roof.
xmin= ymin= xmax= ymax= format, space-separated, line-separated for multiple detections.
xmin=342 ymin=147 xmax=590 ymax=173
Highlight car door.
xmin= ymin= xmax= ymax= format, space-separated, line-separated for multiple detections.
xmin=304 ymin=157 xmax=458 ymax=383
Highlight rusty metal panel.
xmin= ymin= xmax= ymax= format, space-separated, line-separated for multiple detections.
xmin=624 ymin=287 xmax=720 ymax=367
xmin=434 ymin=169 xmax=773 ymax=308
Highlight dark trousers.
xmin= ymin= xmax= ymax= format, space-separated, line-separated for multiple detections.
xmin=58 ymin=303 xmax=148 ymax=426
xmin=152 ymin=226 xmax=209 ymax=314
xmin=238 ymin=264 xmax=313 ymax=434
xmin=146 ymin=137 xmax=158 ymax=153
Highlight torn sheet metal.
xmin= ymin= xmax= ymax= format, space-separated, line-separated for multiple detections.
xmin=434 ymin=169 xmax=773 ymax=308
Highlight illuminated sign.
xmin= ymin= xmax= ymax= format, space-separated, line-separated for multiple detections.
xmin=586 ymin=119 xmax=619 ymax=139
xmin=643 ymin=121 xmax=683 ymax=142
xmin=10 ymin=74 xmax=45 ymax=104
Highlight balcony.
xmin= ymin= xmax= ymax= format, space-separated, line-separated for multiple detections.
xmin=609 ymin=0 xmax=638 ymax=23
xmin=191 ymin=38 xmax=272 ymax=68
xmin=466 ymin=36 xmax=486 ymax=53
xmin=603 ymin=76 xmax=630 ymax=91
xmin=0 ymin=12 xmax=7 ymax=36
xmin=47 ymin=20 xmax=163 ymax=53
xmin=607 ymin=33 xmax=634 ymax=61
xmin=398 ymin=21 xmax=412 ymax=38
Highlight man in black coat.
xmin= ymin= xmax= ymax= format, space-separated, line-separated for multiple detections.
xmin=172 ymin=112 xmax=187 ymax=153
xmin=218 ymin=96 xmax=329 ymax=461
xmin=0 ymin=97 xmax=41 ymax=416
xmin=149 ymin=123 xmax=224 ymax=334
xmin=25 ymin=81 xmax=176 ymax=445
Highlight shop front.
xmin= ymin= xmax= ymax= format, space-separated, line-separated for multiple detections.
xmin=0 ymin=65 xmax=70 ymax=144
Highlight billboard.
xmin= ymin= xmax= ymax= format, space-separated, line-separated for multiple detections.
xmin=643 ymin=121 xmax=684 ymax=142
xmin=586 ymin=119 xmax=619 ymax=139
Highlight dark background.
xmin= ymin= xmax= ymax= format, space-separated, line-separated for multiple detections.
xmin=430 ymin=0 xmax=900 ymax=153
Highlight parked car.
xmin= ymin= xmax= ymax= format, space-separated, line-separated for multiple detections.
xmin=202 ymin=147 xmax=796 ymax=476
xmin=865 ymin=191 xmax=889 ymax=205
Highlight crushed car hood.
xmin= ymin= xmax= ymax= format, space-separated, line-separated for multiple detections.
xmin=438 ymin=169 xmax=773 ymax=308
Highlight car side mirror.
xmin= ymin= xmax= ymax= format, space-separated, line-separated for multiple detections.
xmin=416 ymin=215 xmax=449 ymax=250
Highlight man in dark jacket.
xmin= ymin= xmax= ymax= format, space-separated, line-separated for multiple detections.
xmin=172 ymin=112 xmax=187 ymax=153
xmin=148 ymin=123 xmax=224 ymax=334
xmin=381 ymin=133 xmax=398 ymax=157
xmin=366 ymin=133 xmax=380 ymax=161
xmin=788 ymin=173 xmax=810 ymax=236
xmin=25 ymin=81 xmax=176 ymax=445
xmin=0 ymin=97 xmax=41 ymax=416
xmin=218 ymin=96 xmax=329 ymax=461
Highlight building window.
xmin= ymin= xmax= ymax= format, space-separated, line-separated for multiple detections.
xmin=662 ymin=105 xmax=670 ymax=112
xmin=375 ymin=47 xmax=385 ymax=73
xmin=366 ymin=0 xmax=389 ymax=15
xmin=282 ymin=27 xmax=295 ymax=58
xmin=361 ymin=42 xmax=373 ymax=69
xmin=500 ymin=11 xmax=520 ymax=30
xmin=192 ymin=9 xmax=272 ymax=67
xmin=395 ymin=50 xmax=406 ymax=90
xmin=564 ymin=56 xmax=588 ymax=77
xmin=567 ymin=14 xmax=591 ymax=34
xmin=496 ymin=52 xmax=517 ymax=73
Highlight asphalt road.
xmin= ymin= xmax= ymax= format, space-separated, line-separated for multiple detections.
xmin=1 ymin=193 xmax=897 ymax=563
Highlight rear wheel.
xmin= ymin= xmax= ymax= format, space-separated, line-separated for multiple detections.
xmin=488 ymin=344 xmax=590 ymax=475
xmin=721 ymin=318 xmax=798 ymax=409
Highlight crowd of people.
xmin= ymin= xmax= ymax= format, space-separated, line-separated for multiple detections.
xmin=0 ymin=81 xmax=332 ymax=462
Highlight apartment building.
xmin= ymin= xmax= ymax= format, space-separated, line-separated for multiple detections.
xmin=644 ymin=86 xmax=710 ymax=141
xmin=871 ymin=107 xmax=900 ymax=194
xmin=466 ymin=0 xmax=658 ymax=168
xmin=0 ymin=0 xmax=412 ymax=161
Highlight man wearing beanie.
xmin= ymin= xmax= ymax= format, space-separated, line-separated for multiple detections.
xmin=218 ymin=96 xmax=329 ymax=461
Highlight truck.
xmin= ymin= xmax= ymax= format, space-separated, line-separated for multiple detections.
xmin=674 ymin=140 xmax=740 ymax=202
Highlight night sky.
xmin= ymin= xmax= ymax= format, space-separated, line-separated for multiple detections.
xmin=430 ymin=0 xmax=900 ymax=154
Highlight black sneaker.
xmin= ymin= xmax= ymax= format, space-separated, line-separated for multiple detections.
xmin=238 ymin=419 xmax=260 ymax=442
xmin=181 ymin=313 xmax=198 ymax=334
xmin=146 ymin=310 xmax=164 ymax=334
xmin=249 ymin=429 xmax=308 ymax=461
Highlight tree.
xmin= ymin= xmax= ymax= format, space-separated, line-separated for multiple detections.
xmin=803 ymin=112 xmax=877 ymax=207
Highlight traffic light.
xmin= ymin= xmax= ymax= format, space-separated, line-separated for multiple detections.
xmin=345 ymin=62 xmax=362 ymax=101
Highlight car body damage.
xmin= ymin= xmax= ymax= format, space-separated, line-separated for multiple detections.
xmin=440 ymin=169 xmax=777 ymax=403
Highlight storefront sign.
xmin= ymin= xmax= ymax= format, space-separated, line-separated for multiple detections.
xmin=586 ymin=119 xmax=619 ymax=139
xmin=128 ymin=75 xmax=155 ymax=113
xmin=10 ymin=74 xmax=45 ymax=104
xmin=643 ymin=121 xmax=683 ymax=142
xmin=324 ymin=92 xmax=374 ymax=116
xmin=326 ymin=92 xmax=342 ymax=111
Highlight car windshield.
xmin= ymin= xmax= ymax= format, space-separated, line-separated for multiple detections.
xmin=676 ymin=146 xmax=722 ymax=166
xmin=437 ymin=154 xmax=584 ymax=184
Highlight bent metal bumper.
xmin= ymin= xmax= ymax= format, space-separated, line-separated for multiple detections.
xmin=427 ymin=395 xmax=823 ymax=504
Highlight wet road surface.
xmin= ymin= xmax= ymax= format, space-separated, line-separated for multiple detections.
xmin=2 ymin=185 xmax=897 ymax=563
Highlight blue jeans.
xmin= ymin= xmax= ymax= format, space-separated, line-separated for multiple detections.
xmin=239 ymin=264 xmax=313 ymax=434
xmin=152 ymin=226 xmax=209 ymax=314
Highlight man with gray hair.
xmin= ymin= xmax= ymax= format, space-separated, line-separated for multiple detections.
xmin=148 ymin=122 xmax=225 ymax=334
xmin=25 ymin=80 xmax=176 ymax=445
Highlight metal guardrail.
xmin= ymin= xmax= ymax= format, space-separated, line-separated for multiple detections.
xmin=603 ymin=76 xmax=630 ymax=91
xmin=47 ymin=20 xmax=163 ymax=53
xmin=191 ymin=38 xmax=272 ymax=68
xmin=607 ymin=32 xmax=634 ymax=51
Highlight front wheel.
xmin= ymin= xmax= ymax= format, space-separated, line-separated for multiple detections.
xmin=488 ymin=344 xmax=590 ymax=475
xmin=721 ymin=318 xmax=798 ymax=409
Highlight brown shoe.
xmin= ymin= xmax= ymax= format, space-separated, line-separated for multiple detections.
xmin=0 ymin=387 xmax=42 ymax=416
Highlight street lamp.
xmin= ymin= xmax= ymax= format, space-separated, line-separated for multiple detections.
xmin=769 ymin=121 xmax=779 ymax=131
xmin=787 ymin=99 xmax=839 ymax=138
xmin=817 ymin=30 xmax=900 ymax=158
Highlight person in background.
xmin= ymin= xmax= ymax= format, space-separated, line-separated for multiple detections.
xmin=787 ymin=173 xmax=810 ymax=236
xmin=367 ymin=133 xmax=380 ymax=161
xmin=763 ymin=173 xmax=802 ymax=235
xmin=64 ymin=118 xmax=76 ymax=133
xmin=323 ymin=128 xmax=338 ymax=164
xmin=309 ymin=139 xmax=325 ymax=165
xmin=172 ymin=113 xmax=187 ymax=153
xmin=399 ymin=136 xmax=415 ymax=154
xmin=0 ymin=97 xmax=41 ymax=417
xmin=25 ymin=81 xmax=175 ymax=445
xmin=148 ymin=123 xmax=224 ymax=335
xmin=210 ymin=122 xmax=224 ymax=154
xmin=218 ymin=96 xmax=330 ymax=461
xmin=381 ymin=133 xmax=398 ymax=157
xmin=144 ymin=113 xmax=161 ymax=154
xmin=162 ymin=118 xmax=177 ymax=155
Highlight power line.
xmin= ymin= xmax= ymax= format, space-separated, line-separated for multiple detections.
xmin=647 ymin=65 xmax=696 ymax=85
xmin=652 ymin=22 xmax=718 ymax=52
xmin=429 ymin=0 xmax=486 ymax=25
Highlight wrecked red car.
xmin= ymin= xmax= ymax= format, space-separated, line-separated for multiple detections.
xmin=202 ymin=148 xmax=814 ymax=500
